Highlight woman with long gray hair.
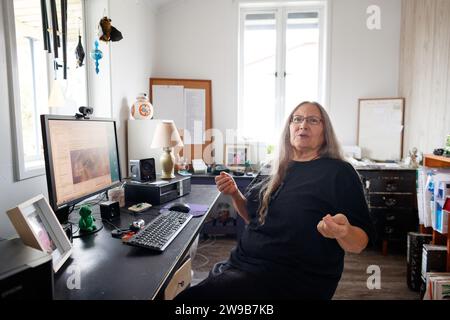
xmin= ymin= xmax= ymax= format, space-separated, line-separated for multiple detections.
xmin=176 ymin=101 xmax=375 ymax=300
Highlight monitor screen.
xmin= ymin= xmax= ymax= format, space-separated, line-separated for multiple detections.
xmin=41 ymin=115 xmax=121 ymax=216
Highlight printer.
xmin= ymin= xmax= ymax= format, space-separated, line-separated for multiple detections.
xmin=124 ymin=175 xmax=191 ymax=205
xmin=0 ymin=238 xmax=54 ymax=300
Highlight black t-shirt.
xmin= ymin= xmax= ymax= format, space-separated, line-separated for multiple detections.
xmin=228 ymin=158 xmax=376 ymax=298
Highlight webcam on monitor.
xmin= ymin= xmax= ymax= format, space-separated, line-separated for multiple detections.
xmin=75 ymin=106 xmax=94 ymax=119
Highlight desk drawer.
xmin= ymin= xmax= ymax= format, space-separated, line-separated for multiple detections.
xmin=164 ymin=258 xmax=192 ymax=300
xmin=369 ymin=194 xmax=416 ymax=209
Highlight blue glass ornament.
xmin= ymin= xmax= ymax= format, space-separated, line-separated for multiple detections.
xmin=90 ymin=40 xmax=103 ymax=74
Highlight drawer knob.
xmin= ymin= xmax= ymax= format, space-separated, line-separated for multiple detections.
xmin=385 ymin=198 xmax=397 ymax=207
xmin=384 ymin=227 xmax=394 ymax=234
xmin=386 ymin=215 xmax=396 ymax=221
xmin=386 ymin=183 xmax=397 ymax=191
xmin=178 ymin=280 xmax=185 ymax=287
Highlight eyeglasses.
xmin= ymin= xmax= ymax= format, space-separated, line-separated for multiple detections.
xmin=291 ymin=115 xmax=322 ymax=126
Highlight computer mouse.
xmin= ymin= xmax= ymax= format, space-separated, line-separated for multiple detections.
xmin=168 ymin=202 xmax=190 ymax=213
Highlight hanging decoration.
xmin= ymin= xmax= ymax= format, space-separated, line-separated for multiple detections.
xmin=98 ymin=16 xmax=123 ymax=42
xmin=61 ymin=0 xmax=68 ymax=79
xmin=90 ymin=40 xmax=103 ymax=74
xmin=40 ymin=0 xmax=51 ymax=53
xmin=75 ymin=35 xmax=85 ymax=67
xmin=40 ymin=0 xmax=68 ymax=79
xmin=75 ymin=18 xmax=85 ymax=68
xmin=49 ymin=0 xmax=60 ymax=58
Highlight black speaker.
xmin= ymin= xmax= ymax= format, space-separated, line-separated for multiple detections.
xmin=100 ymin=201 xmax=121 ymax=221
xmin=130 ymin=158 xmax=156 ymax=182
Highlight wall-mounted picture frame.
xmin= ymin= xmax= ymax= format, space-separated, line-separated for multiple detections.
xmin=224 ymin=144 xmax=248 ymax=167
xmin=358 ymin=98 xmax=405 ymax=161
xmin=7 ymin=194 xmax=72 ymax=273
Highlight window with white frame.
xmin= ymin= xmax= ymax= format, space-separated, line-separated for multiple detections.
xmin=238 ymin=3 xmax=327 ymax=144
xmin=5 ymin=0 xmax=88 ymax=180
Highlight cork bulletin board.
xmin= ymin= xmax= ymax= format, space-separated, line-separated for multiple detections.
xmin=149 ymin=78 xmax=213 ymax=164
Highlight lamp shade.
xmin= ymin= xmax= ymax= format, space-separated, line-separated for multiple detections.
xmin=151 ymin=120 xmax=184 ymax=149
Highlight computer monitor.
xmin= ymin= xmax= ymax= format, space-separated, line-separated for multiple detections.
xmin=41 ymin=115 xmax=121 ymax=222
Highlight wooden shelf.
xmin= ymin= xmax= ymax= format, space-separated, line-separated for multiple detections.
xmin=423 ymin=154 xmax=450 ymax=272
xmin=423 ymin=154 xmax=450 ymax=168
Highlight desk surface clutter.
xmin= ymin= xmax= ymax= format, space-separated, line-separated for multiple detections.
xmin=54 ymin=185 xmax=219 ymax=300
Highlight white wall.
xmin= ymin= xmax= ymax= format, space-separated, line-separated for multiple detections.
xmin=86 ymin=0 xmax=113 ymax=118
xmin=109 ymin=0 xmax=157 ymax=176
xmin=154 ymin=0 xmax=401 ymax=149
xmin=154 ymin=0 xmax=238 ymax=163
xmin=328 ymin=0 xmax=401 ymax=146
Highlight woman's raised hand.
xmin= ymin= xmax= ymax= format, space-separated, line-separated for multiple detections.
xmin=317 ymin=214 xmax=350 ymax=240
xmin=215 ymin=172 xmax=239 ymax=197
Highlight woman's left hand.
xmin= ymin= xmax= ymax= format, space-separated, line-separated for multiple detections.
xmin=317 ymin=214 xmax=350 ymax=240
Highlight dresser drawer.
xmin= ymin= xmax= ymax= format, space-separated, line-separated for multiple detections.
xmin=358 ymin=170 xmax=416 ymax=193
xmin=370 ymin=209 xmax=418 ymax=240
xmin=369 ymin=194 xmax=416 ymax=209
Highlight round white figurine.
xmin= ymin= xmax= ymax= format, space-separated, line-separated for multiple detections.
xmin=131 ymin=93 xmax=154 ymax=120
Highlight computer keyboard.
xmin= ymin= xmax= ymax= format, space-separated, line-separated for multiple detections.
xmin=125 ymin=210 xmax=193 ymax=251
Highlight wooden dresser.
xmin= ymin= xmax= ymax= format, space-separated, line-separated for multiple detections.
xmin=357 ymin=168 xmax=418 ymax=255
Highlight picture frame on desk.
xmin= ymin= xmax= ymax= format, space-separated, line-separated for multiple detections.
xmin=224 ymin=144 xmax=248 ymax=167
xmin=7 ymin=194 xmax=72 ymax=273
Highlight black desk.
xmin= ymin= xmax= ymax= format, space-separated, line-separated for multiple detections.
xmin=54 ymin=185 xmax=219 ymax=300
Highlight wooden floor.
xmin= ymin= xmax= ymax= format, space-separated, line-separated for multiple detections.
xmin=191 ymin=236 xmax=420 ymax=300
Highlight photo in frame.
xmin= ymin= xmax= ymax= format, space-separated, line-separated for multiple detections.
xmin=7 ymin=194 xmax=72 ymax=273
xmin=224 ymin=144 xmax=248 ymax=167
xmin=210 ymin=198 xmax=238 ymax=226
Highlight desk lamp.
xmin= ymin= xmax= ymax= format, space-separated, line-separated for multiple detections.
xmin=151 ymin=120 xmax=183 ymax=179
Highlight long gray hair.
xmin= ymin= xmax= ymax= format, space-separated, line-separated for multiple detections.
xmin=257 ymin=101 xmax=344 ymax=224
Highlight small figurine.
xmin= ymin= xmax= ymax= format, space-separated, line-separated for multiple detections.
xmin=409 ymin=147 xmax=419 ymax=168
xmin=79 ymin=205 xmax=97 ymax=232
xmin=131 ymin=93 xmax=154 ymax=120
